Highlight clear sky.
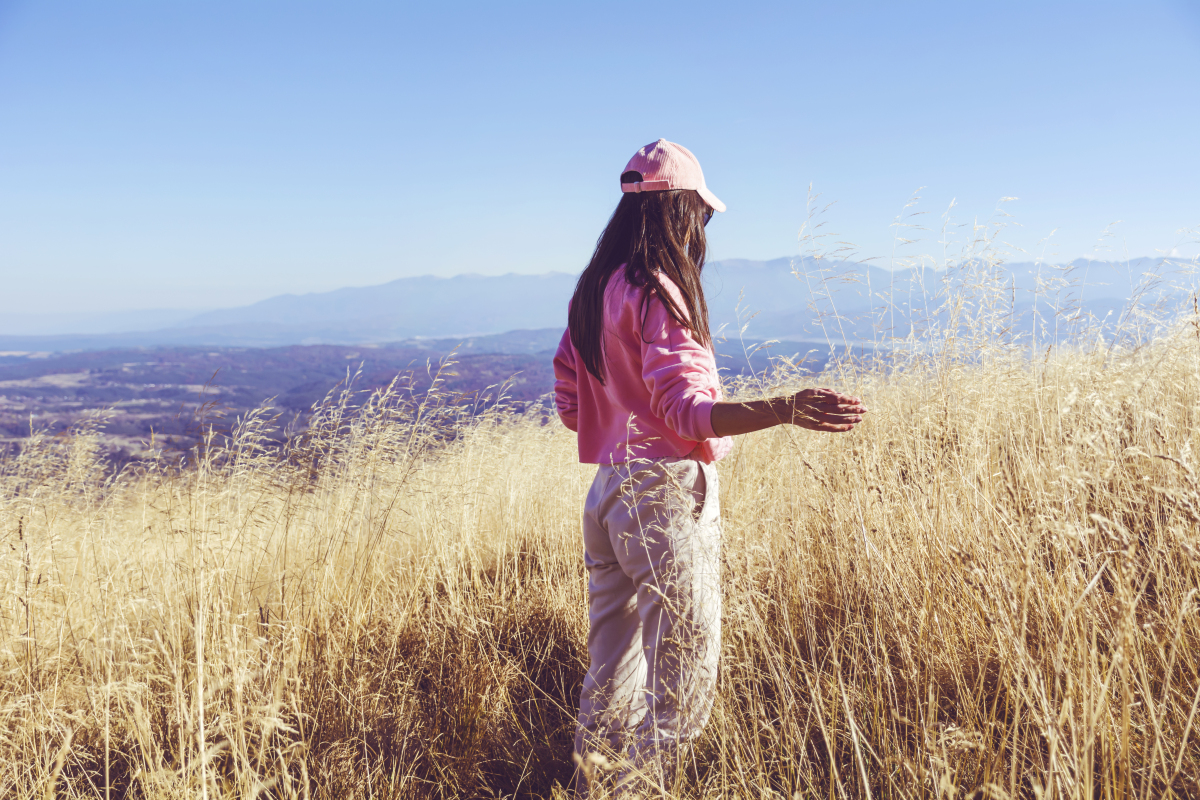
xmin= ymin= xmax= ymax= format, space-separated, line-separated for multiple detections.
xmin=2 ymin=0 xmax=1199 ymax=314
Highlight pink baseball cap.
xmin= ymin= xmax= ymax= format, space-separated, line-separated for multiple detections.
xmin=620 ymin=139 xmax=726 ymax=213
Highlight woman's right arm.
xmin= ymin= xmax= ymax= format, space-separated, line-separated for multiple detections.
xmin=552 ymin=329 xmax=580 ymax=432
xmin=709 ymin=388 xmax=866 ymax=437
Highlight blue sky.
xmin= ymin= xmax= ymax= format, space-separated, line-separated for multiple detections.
xmin=2 ymin=0 xmax=1199 ymax=314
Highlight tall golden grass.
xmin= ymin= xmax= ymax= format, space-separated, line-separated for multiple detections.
xmin=2 ymin=256 xmax=1199 ymax=797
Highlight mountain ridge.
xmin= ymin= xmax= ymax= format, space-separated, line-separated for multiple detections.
xmin=2 ymin=257 xmax=1192 ymax=352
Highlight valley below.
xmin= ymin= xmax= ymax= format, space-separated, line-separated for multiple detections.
xmin=0 ymin=328 xmax=830 ymax=467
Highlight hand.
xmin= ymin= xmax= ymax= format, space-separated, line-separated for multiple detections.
xmin=708 ymin=388 xmax=867 ymax=438
xmin=785 ymin=388 xmax=866 ymax=433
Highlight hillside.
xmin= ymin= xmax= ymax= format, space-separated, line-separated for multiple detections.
xmin=3 ymin=319 xmax=1196 ymax=797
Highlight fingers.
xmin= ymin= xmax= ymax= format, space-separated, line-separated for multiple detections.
xmin=796 ymin=417 xmax=864 ymax=429
xmin=788 ymin=387 xmax=868 ymax=433
xmin=796 ymin=419 xmax=857 ymax=433
xmin=796 ymin=387 xmax=867 ymax=412
xmin=799 ymin=387 xmax=857 ymax=400
xmin=816 ymin=402 xmax=867 ymax=414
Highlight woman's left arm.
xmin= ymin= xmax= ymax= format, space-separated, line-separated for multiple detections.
xmin=709 ymin=389 xmax=866 ymax=437
xmin=639 ymin=289 xmax=725 ymax=442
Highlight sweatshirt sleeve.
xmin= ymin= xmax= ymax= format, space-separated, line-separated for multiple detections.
xmin=552 ymin=328 xmax=579 ymax=432
xmin=639 ymin=284 xmax=721 ymax=442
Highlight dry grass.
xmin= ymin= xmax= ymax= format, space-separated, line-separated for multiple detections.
xmin=3 ymin=280 xmax=1200 ymax=797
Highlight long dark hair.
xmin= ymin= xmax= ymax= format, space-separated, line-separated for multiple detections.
xmin=568 ymin=177 xmax=712 ymax=384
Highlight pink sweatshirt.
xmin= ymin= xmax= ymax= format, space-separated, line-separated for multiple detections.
xmin=553 ymin=269 xmax=733 ymax=464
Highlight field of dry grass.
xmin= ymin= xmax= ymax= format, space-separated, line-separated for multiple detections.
xmin=3 ymin=260 xmax=1200 ymax=797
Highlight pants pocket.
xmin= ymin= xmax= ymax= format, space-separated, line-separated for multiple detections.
xmin=694 ymin=461 xmax=719 ymax=525
xmin=663 ymin=459 xmax=717 ymax=524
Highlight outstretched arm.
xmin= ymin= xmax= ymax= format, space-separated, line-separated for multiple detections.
xmin=709 ymin=388 xmax=866 ymax=437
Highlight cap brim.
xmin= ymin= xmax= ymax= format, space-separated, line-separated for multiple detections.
xmin=697 ymin=186 xmax=726 ymax=213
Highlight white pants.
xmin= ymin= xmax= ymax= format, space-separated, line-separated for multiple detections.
xmin=572 ymin=457 xmax=721 ymax=796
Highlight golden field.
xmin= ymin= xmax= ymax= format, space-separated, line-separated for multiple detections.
xmin=2 ymin=295 xmax=1199 ymax=797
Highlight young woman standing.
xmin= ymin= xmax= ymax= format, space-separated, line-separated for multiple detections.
xmin=553 ymin=139 xmax=866 ymax=796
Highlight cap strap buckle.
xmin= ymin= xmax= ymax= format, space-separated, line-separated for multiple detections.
xmin=620 ymin=179 xmax=672 ymax=193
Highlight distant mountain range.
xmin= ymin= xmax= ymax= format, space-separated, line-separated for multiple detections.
xmin=0 ymin=273 xmax=579 ymax=351
xmin=2 ymin=257 xmax=1195 ymax=352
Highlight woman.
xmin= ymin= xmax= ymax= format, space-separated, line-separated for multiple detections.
xmin=553 ymin=139 xmax=866 ymax=795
